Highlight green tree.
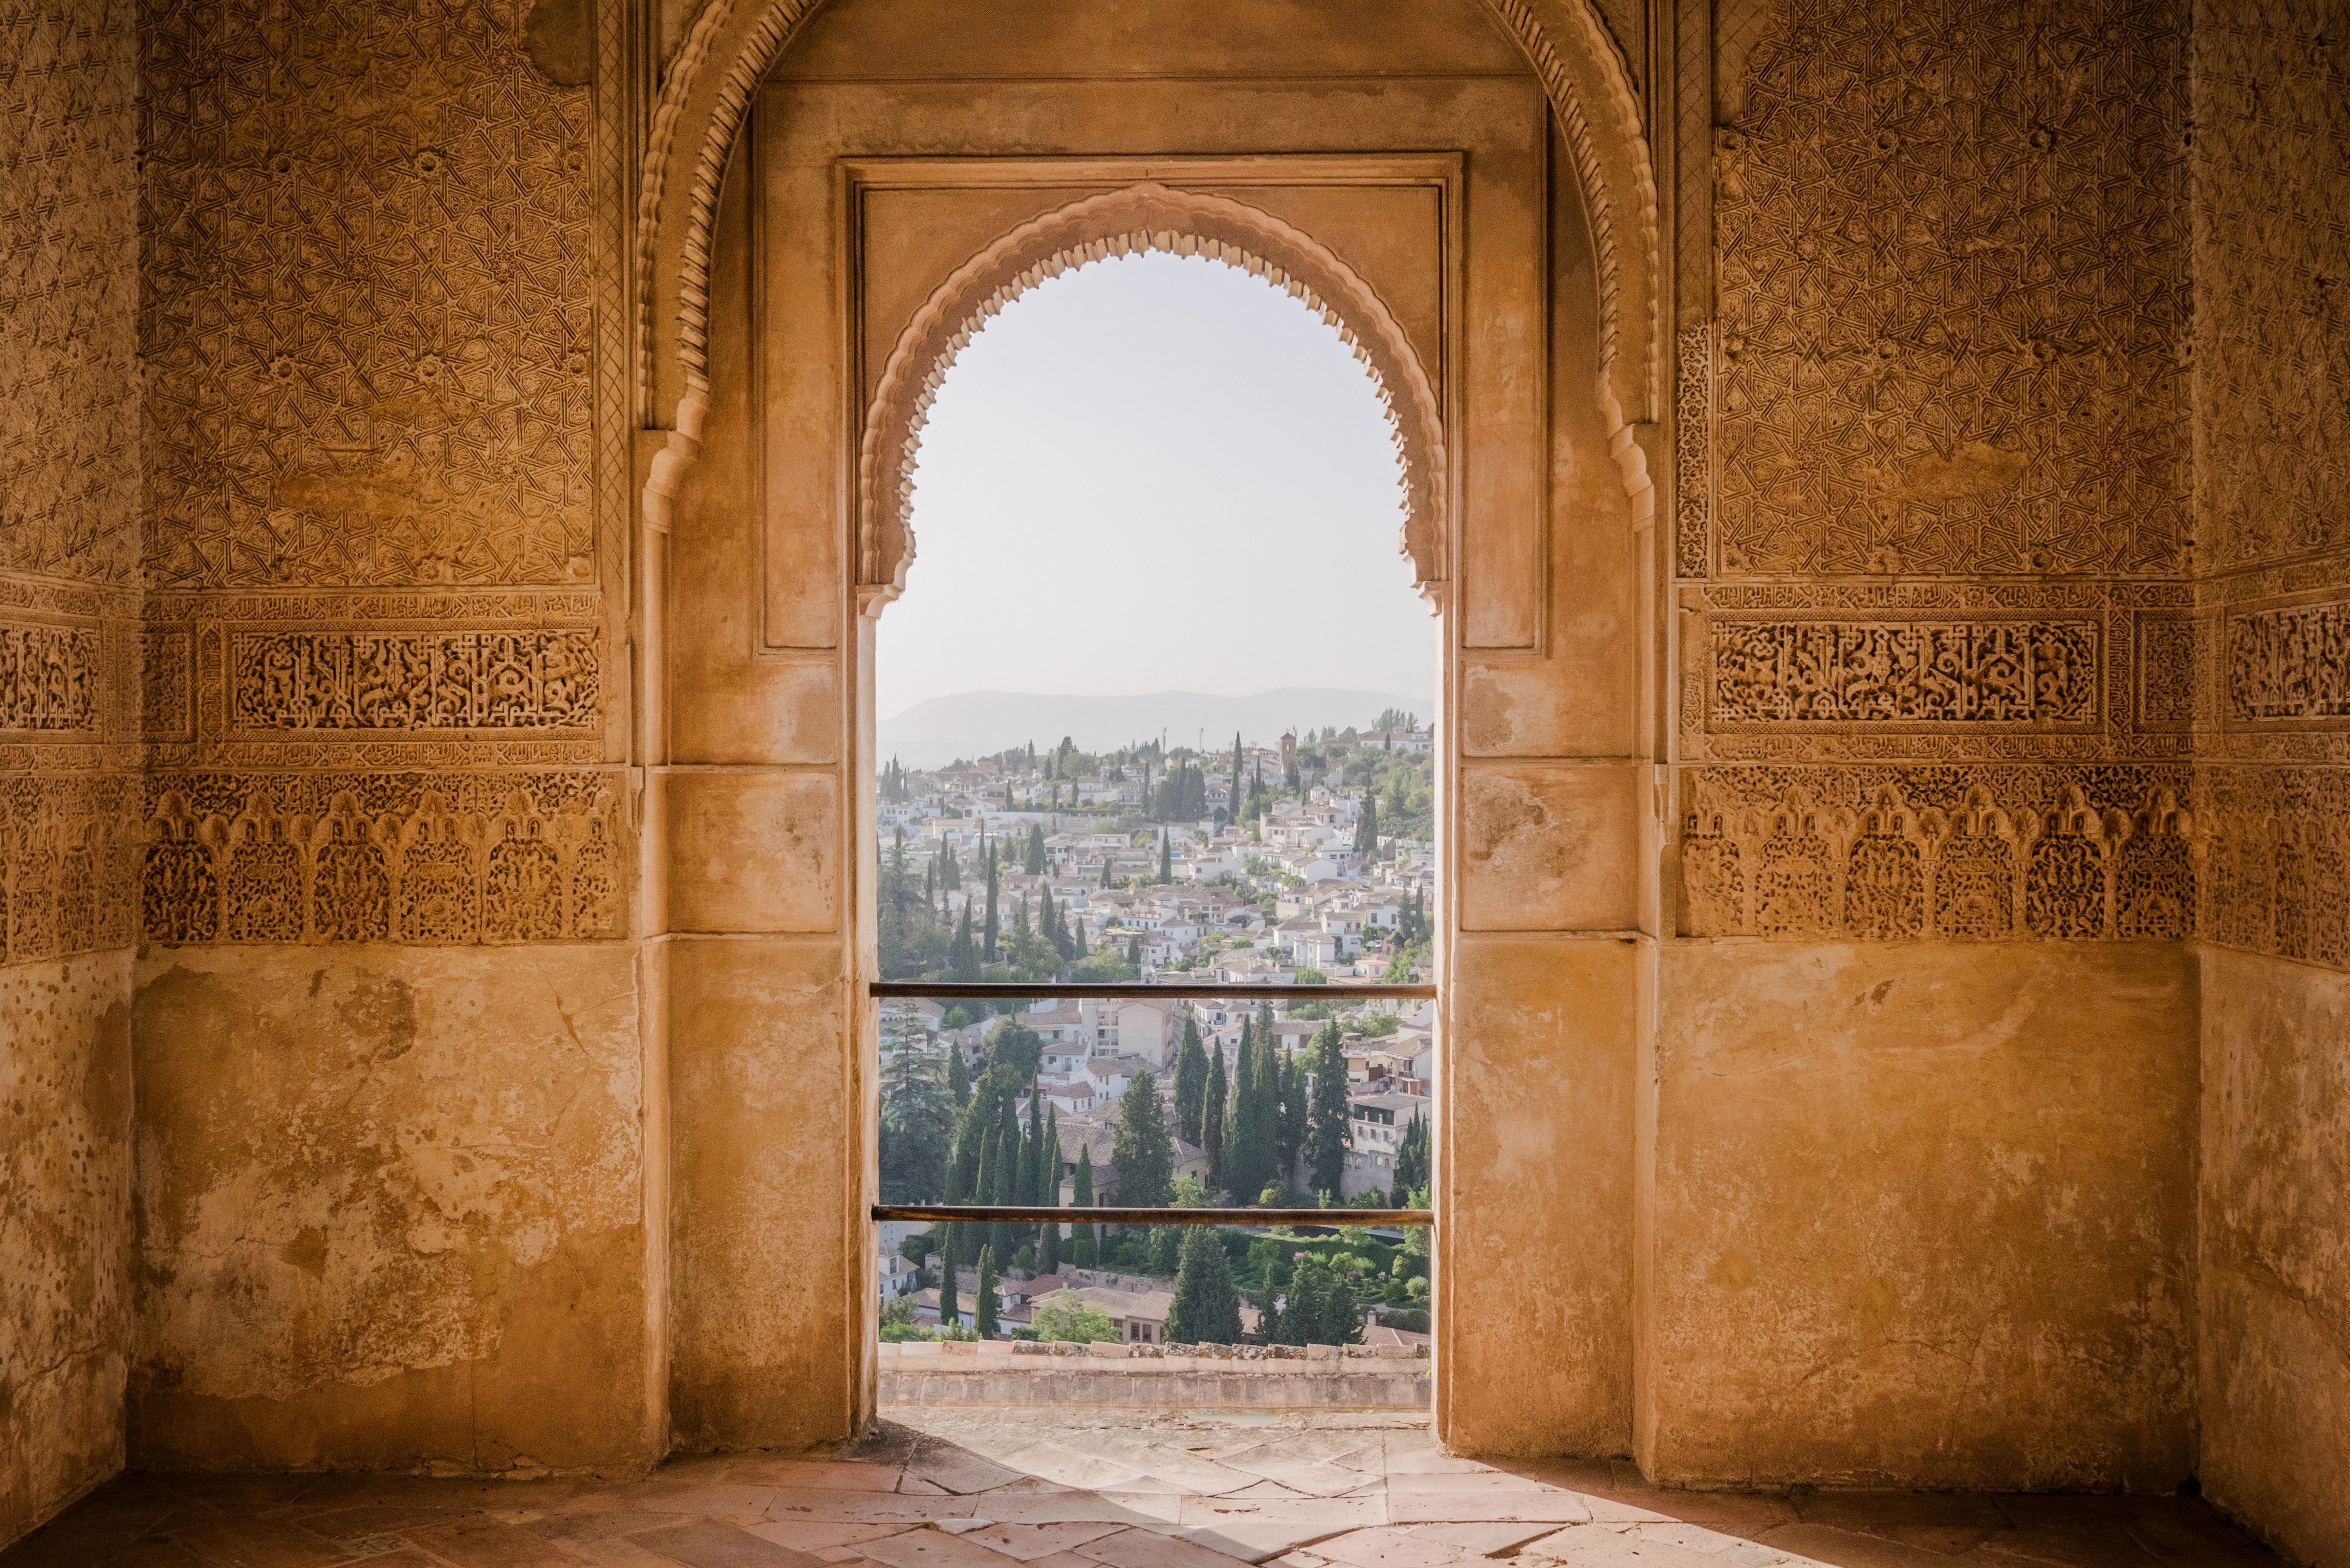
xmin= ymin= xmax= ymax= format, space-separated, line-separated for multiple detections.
xmin=1149 ymin=1226 xmax=1181 ymax=1275
xmin=1164 ymin=1226 xmax=1244 ymax=1344
xmin=974 ymin=1246 xmax=1000 ymax=1338
xmin=1111 ymin=1070 xmax=1173 ymax=1207
xmin=1354 ymin=793 xmax=1379 ymax=855
xmin=1038 ymin=1104 xmax=1062 ymax=1274
xmin=950 ymin=904 xmax=977 ymax=982
xmin=1157 ymin=828 xmax=1171 ymax=884
xmin=1173 ymin=1013 xmax=1209 ymax=1145
xmin=1226 ymin=1028 xmax=1269 ymax=1204
xmin=879 ymin=1295 xmax=923 ymax=1341
xmin=1031 ymin=1296 xmax=1118 ymax=1343
xmin=1026 ymin=822 xmax=1047 ymax=874
xmin=988 ymin=1020 xmax=1042 ymax=1078
xmin=939 ymin=1255 xmax=960 ymax=1331
xmin=1251 ymin=1028 xmax=1282 ymax=1193
xmin=1202 ymin=1040 xmax=1228 ymax=1193
xmin=992 ymin=1095 xmax=1020 ymax=1256
xmin=1307 ymin=1021 xmax=1351 ymax=1198
xmin=947 ymin=1045 xmax=970 ymax=1107
xmin=1393 ymin=1113 xmax=1430 ymax=1199
xmin=879 ymin=1050 xmax=954 ymax=1204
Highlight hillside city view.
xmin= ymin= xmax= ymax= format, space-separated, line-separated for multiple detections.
xmin=872 ymin=714 xmax=1437 ymax=1354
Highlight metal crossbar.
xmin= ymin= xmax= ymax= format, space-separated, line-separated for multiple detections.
xmin=869 ymin=982 xmax=1437 ymax=1000
xmin=874 ymin=1204 xmax=1430 ymax=1227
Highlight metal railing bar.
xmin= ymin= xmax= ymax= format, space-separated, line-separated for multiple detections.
xmin=874 ymin=1204 xmax=1431 ymax=1227
xmin=869 ymin=982 xmax=1436 ymax=1000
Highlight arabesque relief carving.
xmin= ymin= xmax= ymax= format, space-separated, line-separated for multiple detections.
xmin=139 ymin=0 xmax=600 ymax=590
xmin=0 ymin=623 xmax=102 ymax=733
xmin=1710 ymin=0 xmax=2187 ymax=578
xmin=140 ymin=772 xmax=623 ymax=946
xmin=2227 ymin=601 xmax=2350 ymax=724
xmin=0 ymin=776 xmax=140 ymax=966
xmin=1680 ymin=767 xmax=2195 ymax=941
xmin=230 ymin=630 xmax=599 ymax=732
xmin=2198 ymin=766 xmax=2350 ymax=970
xmin=1711 ymin=619 xmax=2097 ymax=728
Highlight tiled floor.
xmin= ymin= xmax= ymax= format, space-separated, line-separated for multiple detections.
xmin=2 ymin=1406 xmax=2279 ymax=1568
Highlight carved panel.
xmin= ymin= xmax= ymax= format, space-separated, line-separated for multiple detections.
xmin=0 ymin=623 xmax=102 ymax=734
xmin=139 ymin=0 xmax=600 ymax=590
xmin=1711 ymin=0 xmax=2187 ymax=578
xmin=1678 ymin=766 xmax=2190 ymax=942
xmin=0 ymin=0 xmax=138 ymax=587
xmin=140 ymin=771 xmax=626 ymax=946
xmin=2133 ymin=613 xmax=2199 ymax=729
xmin=142 ymin=629 xmax=193 ymax=743
xmin=1711 ymin=619 xmax=2098 ymax=728
xmin=1680 ymin=582 xmax=2189 ymax=761
xmin=1674 ymin=324 xmax=1711 ymax=579
xmin=229 ymin=630 xmax=600 ymax=733
xmin=2198 ymin=766 xmax=2350 ymax=971
xmin=2192 ymin=2 xmax=2350 ymax=570
xmin=2226 ymin=600 xmax=2350 ymax=725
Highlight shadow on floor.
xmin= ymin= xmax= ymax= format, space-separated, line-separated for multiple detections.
xmin=0 ymin=1407 xmax=2278 ymax=1568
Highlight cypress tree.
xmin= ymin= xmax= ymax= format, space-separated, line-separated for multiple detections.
xmin=1100 ymin=856 xmax=1113 ymax=888
xmin=939 ymin=1252 xmax=960 ymax=1333
xmin=1250 ymin=1028 xmax=1282 ymax=1199
xmin=940 ymin=840 xmax=959 ymax=890
xmin=983 ymin=848 xmax=1000 ymax=961
xmin=1164 ymin=1227 xmax=1243 ymax=1345
xmin=1071 ymin=914 xmax=1087 ymax=959
xmin=1393 ymin=1112 xmax=1430 ymax=1200
xmin=1173 ymin=1013 xmax=1208 ymax=1146
xmin=1307 ymin=1020 xmax=1351 ymax=1199
xmin=947 ymin=1046 xmax=970 ymax=1108
xmin=992 ymin=1094 xmax=1020 ymax=1256
xmin=1027 ymin=823 xmax=1046 ymax=875
xmin=950 ymin=904 xmax=976 ymax=981
xmin=1230 ymin=732 xmax=1244 ymax=809
xmin=974 ymin=1246 xmax=1000 ymax=1338
xmin=1157 ymin=828 xmax=1171 ymax=884
xmin=1228 ymin=1028 xmax=1264 ymax=1203
xmin=969 ymin=1122 xmax=996 ymax=1267
xmin=1013 ymin=891 xmax=1030 ymax=945
xmin=1354 ymin=793 xmax=1379 ymax=856
xmin=925 ymin=860 xmax=934 ymax=900
xmin=1278 ymin=1049 xmax=1308 ymax=1192
xmin=1038 ymin=1105 xmax=1062 ymax=1274
xmin=1203 ymin=1040 xmax=1228 ymax=1193
xmin=1073 ymin=1144 xmax=1098 ymax=1262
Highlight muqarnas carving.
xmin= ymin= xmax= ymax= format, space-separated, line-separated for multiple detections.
xmin=0 ymin=623 xmax=101 ymax=733
xmin=141 ymin=772 xmax=623 ymax=945
xmin=0 ymin=776 xmax=140 ymax=965
xmin=2199 ymin=766 xmax=2350 ymax=970
xmin=1711 ymin=0 xmax=2186 ymax=577
xmin=1711 ymin=619 xmax=2097 ymax=726
xmin=231 ymin=629 xmax=599 ymax=731
xmin=2227 ymin=602 xmax=2350 ymax=723
xmin=1681 ymin=767 xmax=2195 ymax=941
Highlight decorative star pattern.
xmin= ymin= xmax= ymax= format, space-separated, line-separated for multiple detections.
xmin=140 ymin=0 xmax=597 ymax=589
xmin=1712 ymin=0 xmax=2189 ymax=578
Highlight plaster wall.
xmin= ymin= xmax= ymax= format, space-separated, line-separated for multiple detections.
xmin=1646 ymin=943 xmax=2198 ymax=1490
xmin=127 ymin=945 xmax=658 ymax=1474
xmin=0 ymin=0 xmax=141 ymax=1544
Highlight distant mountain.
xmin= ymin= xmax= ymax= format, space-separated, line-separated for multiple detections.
xmin=878 ymin=688 xmax=1432 ymax=770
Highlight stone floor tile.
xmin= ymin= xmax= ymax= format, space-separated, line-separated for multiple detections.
xmin=2119 ymin=1509 xmax=2272 ymax=1568
xmin=747 ymin=1522 xmax=920 ymax=1554
xmin=973 ymin=1492 xmax=1187 ymax=1527
xmin=1378 ymin=1454 xmax=1496 ymax=1478
xmin=628 ymin=1516 xmax=821 ymax=1567
xmin=1384 ymin=1496 xmax=1592 ymax=1527
xmin=1796 ymin=1499 xmax=2013 ymax=1535
xmin=1156 ymin=1521 xmax=1365 ymax=1564
xmin=730 ymin=1464 xmax=903 ymax=1495
xmin=1519 ymin=1529 xmax=1742 ymax=1568
xmin=1405 ymin=1523 xmax=1567 ymax=1556
xmin=1176 ymin=1499 xmax=1387 ymax=1531
xmin=1611 ymin=1520 xmax=1797 ymax=1567
xmin=1210 ymin=1452 xmax=1377 ymax=1500
xmin=1219 ymin=1486 xmax=1313 ymax=1503
xmin=1382 ymin=1476 xmax=1563 ymax=1498
xmin=1753 ymin=1524 xmax=1971 ymax=1568
xmin=959 ymin=1522 xmax=1128 ymax=1560
xmin=997 ymin=1450 xmax=1155 ymax=1494
xmin=905 ymin=1453 xmax=1033 ymax=1497
xmin=612 ymin=1482 xmax=784 ymax=1521
xmin=404 ymin=1515 xmax=587 ymax=1566
xmin=1305 ymin=1524 xmax=1471 ymax=1568
xmin=765 ymin=1493 xmax=982 ymax=1525
xmin=533 ymin=1510 xmax=701 ymax=1544
xmin=1987 ymin=1503 xmax=2146 ymax=1543
xmin=1075 ymin=1530 xmax=1253 ymax=1568
xmin=982 ymin=1482 xmax=1080 ymax=1499
xmin=1975 ymin=1528 xmax=2167 ymax=1568
xmin=864 ymin=1528 xmax=1041 ymax=1568
xmin=159 ymin=1516 xmax=377 ymax=1567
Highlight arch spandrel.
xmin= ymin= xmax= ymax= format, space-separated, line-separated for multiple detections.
xmin=854 ymin=183 xmax=1446 ymax=615
xmin=635 ymin=0 xmax=1661 ymax=511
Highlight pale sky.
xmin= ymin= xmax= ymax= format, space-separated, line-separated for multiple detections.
xmin=878 ymin=250 xmax=1436 ymax=720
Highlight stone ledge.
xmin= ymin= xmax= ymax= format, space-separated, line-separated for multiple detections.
xmin=878 ymin=1358 xmax=1432 ymax=1408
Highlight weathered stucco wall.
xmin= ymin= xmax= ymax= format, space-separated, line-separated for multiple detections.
xmin=1 ymin=954 xmax=135 ymax=1547
xmin=1657 ymin=0 xmax=2201 ymax=1492
xmin=1 ymin=0 xmax=141 ymax=1547
xmin=2188 ymin=5 xmax=2350 ymax=1560
xmin=1648 ymin=943 xmax=2197 ymax=1489
xmin=128 ymin=945 xmax=656 ymax=1473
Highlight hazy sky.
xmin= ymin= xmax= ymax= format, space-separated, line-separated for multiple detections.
xmin=878 ymin=250 xmax=1437 ymax=720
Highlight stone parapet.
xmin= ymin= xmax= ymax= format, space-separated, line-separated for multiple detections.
xmin=877 ymin=1341 xmax=1431 ymax=1408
